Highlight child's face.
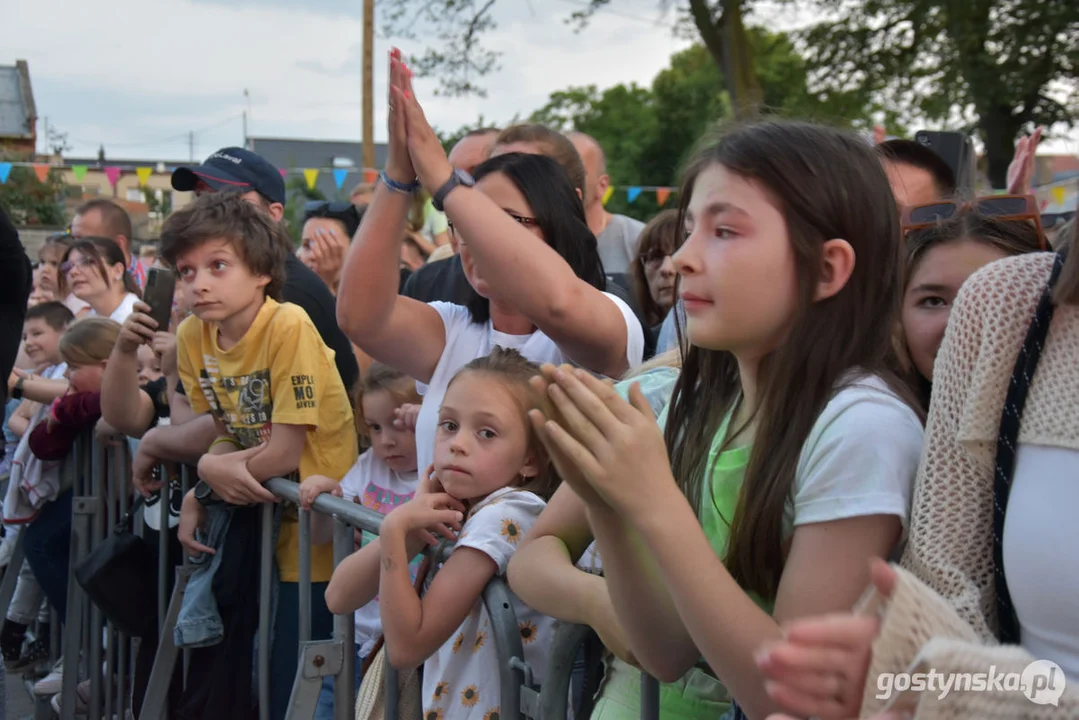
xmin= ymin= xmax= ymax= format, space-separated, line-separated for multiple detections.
xmin=22 ymin=318 xmax=65 ymax=367
xmin=37 ymin=245 xmax=63 ymax=295
xmin=137 ymin=344 xmax=164 ymax=385
xmin=174 ymin=239 xmax=270 ymax=325
xmin=434 ymin=373 xmax=537 ymax=503
xmin=674 ymin=163 xmax=799 ymax=357
xmin=66 ymin=361 xmax=106 ymax=394
xmin=361 ymin=389 xmax=418 ymax=473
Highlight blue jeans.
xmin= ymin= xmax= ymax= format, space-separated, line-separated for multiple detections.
xmin=23 ymin=490 xmax=72 ymax=619
xmin=270 ymin=581 xmax=334 ymax=720
xmin=174 ymin=503 xmax=233 ymax=648
xmin=314 ymin=644 xmax=363 ymax=720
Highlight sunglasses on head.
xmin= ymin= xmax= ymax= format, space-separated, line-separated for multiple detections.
xmin=901 ymin=195 xmax=1047 ymax=249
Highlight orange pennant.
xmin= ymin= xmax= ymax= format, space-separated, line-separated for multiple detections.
xmin=33 ymin=164 xmax=50 ymax=183
xmin=363 ymin=169 xmax=379 ymax=184
xmin=656 ymin=188 xmax=671 ymax=207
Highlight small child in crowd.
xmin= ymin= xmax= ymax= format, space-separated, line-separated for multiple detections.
xmin=299 ymin=363 xmax=422 ymax=717
xmin=326 ymin=348 xmax=558 ymax=720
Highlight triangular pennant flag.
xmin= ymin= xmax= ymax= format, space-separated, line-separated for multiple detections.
xmin=626 ymin=187 xmax=642 ymax=204
xmin=104 ymin=166 xmax=122 ymax=186
xmin=304 ymin=169 xmax=319 ymax=190
xmin=363 ymin=169 xmax=378 ymax=184
xmin=279 ymin=168 xmax=288 ymax=178
xmin=333 ymin=168 xmax=349 ymax=190
xmin=602 ymin=186 xmax=615 ymax=206
xmin=1051 ymin=186 xmax=1066 ymax=206
xmin=72 ymin=165 xmax=88 ymax=182
xmin=656 ymin=188 xmax=671 ymax=207
xmin=136 ymin=167 xmax=153 ymax=186
xmin=0 ymin=163 xmax=10 ymax=184
xmin=33 ymin=164 xmax=51 ymax=183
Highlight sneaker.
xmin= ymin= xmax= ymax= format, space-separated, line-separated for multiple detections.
xmin=50 ymin=679 xmax=90 ymax=715
xmin=7 ymin=635 xmax=48 ymax=673
xmin=32 ymin=657 xmax=63 ymax=695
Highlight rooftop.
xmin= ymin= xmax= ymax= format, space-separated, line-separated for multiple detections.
xmin=0 ymin=60 xmax=36 ymax=139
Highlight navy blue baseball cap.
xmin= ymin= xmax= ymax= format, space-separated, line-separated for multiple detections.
xmin=171 ymin=147 xmax=286 ymax=205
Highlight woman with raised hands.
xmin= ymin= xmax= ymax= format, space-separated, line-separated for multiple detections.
xmin=336 ymin=48 xmax=643 ymax=472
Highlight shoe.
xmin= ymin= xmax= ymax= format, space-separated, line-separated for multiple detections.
xmin=50 ymin=679 xmax=90 ymax=715
xmin=32 ymin=657 xmax=63 ymax=695
xmin=1 ymin=620 xmax=27 ymax=663
xmin=7 ymin=635 xmax=48 ymax=673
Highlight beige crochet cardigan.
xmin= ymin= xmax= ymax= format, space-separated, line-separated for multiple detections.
xmin=857 ymin=253 xmax=1079 ymax=718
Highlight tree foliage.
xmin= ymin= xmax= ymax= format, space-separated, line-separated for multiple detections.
xmin=796 ymin=0 xmax=1079 ymax=187
xmin=0 ymin=163 xmax=66 ymax=227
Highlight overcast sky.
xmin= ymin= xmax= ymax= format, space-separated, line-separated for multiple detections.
xmin=7 ymin=0 xmax=1076 ymax=164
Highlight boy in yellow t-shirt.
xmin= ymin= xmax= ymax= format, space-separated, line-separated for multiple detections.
xmin=161 ymin=192 xmax=356 ymax=712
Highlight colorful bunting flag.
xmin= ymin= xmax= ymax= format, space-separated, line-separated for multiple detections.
xmin=0 ymin=163 xmax=10 ymax=184
xmin=104 ymin=166 xmax=122 ymax=186
xmin=304 ymin=169 xmax=319 ymax=190
xmin=626 ymin=187 xmax=642 ymax=204
xmin=33 ymin=164 xmax=51 ymax=183
xmin=363 ymin=169 xmax=379 ymax=184
xmin=602 ymin=186 xmax=615 ymax=206
xmin=656 ymin=188 xmax=671 ymax=207
xmin=279 ymin=168 xmax=288 ymax=178
xmin=1051 ymin=186 xmax=1067 ymax=206
xmin=333 ymin=168 xmax=349 ymax=190
xmin=136 ymin=167 xmax=153 ymax=185
xmin=72 ymin=165 xmax=88 ymax=182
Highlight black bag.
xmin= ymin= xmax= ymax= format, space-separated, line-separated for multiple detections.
xmin=74 ymin=495 xmax=158 ymax=638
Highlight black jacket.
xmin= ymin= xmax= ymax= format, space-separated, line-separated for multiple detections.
xmin=0 ymin=207 xmax=32 ymax=403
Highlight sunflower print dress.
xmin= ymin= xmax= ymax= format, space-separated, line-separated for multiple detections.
xmin=422 ymin=487 xmax=554 ymax=720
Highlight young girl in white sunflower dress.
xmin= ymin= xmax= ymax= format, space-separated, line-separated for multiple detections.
xmin=326 ymin=348 xmax=558 ymax=720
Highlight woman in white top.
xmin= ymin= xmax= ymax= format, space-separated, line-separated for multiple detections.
xmin=59 ymin=237 xmax=141 ymax=323
xmin=337 ymin=53 xmax=643 ymax=470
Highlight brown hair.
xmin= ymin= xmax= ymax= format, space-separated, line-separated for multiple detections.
xmin=159 ymin=192 xmax=288 ymax=300
xmin=60 ymin=237 xmax=141 ymax=299
xmin=493 ymin=124 xmax=587 ymax=196
xmin=666 ymin=121 xmax=915 ymax=601
xmin=1054 ymin=213 xmax=1079 ymax=305
xmin=631 ymin=209 xmax=682 ymax=326
xmin=446 ymin=347 xmax=559 ymax=501
xmin=39 ymin=234 xmax=75 ymax=264
xmin=25 ymin=301 xmax=75 ymax=331
xmin=899 ymin=210 xmax=1044 ymax=409
xmin=60 ymin=317 xmax=122 ymax=367
xmin=74 ymin=198 xmax=133 ymax=242
xmin=353 ymin=363 xmax=422 ymax=446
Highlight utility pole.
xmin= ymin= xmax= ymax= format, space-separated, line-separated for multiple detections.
xmin=362 ymin=0 xmax=375 ymax=171
xmin=189 ymin=131 xmax=194 ymax=162
xmin=244 ymin=88 xmax=251 ymax=149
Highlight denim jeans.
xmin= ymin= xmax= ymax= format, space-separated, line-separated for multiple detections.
xmin=23 ymin=489 xmax=72 ymax=619
xmin=270 ymin=581 xmax=334 ymax=720
xmin=174 ymin=503 xmax=233 ymax=648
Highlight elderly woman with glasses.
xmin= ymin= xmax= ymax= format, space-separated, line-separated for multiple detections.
xmin=59 ymin=237 xmax=141 ymax=323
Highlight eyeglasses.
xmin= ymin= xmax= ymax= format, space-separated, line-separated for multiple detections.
xmin=901 ymin=195 xmax=1046 ymax=249
xmin=59 ymin=257 xmax=97 ymax=275
xmin=448 ymin=210 xmax=539 ymax=234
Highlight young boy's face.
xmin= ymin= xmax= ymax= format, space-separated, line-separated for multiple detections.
xmin=174 ymin=238 xmax=271 ymax=325
xmin=23 ymin=318 xmax=66 ymax=368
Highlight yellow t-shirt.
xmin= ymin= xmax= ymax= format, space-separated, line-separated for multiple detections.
xmin=177 ymin=297 xmax=357 ymax=582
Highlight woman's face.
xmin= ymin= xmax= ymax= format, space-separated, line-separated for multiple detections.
xmin=674 ymin=163 xmax=798 ymax=357
xmin=641 ymin=248 xmax=676 ymax=309
xmin=458 ymin=171 xmax=544 ymax=302
xmin=64 ymin=249 xmax=120 ymax=303
xmin=901 ymin=239 xmax=1009 ymax=382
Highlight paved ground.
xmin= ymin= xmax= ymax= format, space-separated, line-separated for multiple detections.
xmin=5 ymin=667 xmax=43 ymax=720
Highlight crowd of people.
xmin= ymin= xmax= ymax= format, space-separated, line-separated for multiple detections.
xmin=1 ymin=46 xmax=1077 ymax=720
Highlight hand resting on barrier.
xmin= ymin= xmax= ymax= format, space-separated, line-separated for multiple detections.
xmin=299 ymin=474 xmax=344 ymax=544
xmin=179 ymin=488 xmax=216 ymax=556
xmin=197 ymin=443 xmax=277 ymax=505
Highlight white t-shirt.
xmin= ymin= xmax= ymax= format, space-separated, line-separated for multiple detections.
xmin=340 ymin=451 xmax=420 ymax=657
xmin=596 ymin=214 xmax=645 ymax=275
xmin=89 ymin=292 xmax=139 ymax=324
xmin=415 ymin=295 xmax=644 ymax=472
xmin=62 ymin=293 xmax=90 ymax=317
xmin=1003 ymin=443 xmax=1079 ymax=680
xmin=421 ymin=487 xmax=554 ymax=719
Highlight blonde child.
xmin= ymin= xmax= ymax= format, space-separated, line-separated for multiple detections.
xmin=326 ymin=348 xmax=559 ymax=719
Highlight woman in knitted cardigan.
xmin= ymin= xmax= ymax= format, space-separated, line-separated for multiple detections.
xmin=754 ymin=219 xmax=1079 ymax=719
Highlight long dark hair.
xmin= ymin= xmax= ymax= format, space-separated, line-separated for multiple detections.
xmin=60 ymin=237 xmax=141 ymax=299
xmin=461 ymin=153 xmax=606 ymax=324
xmin=665 ymin=121 xmax=914 ymax=600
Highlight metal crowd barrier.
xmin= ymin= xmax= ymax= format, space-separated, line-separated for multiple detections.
xmin=1 ymin=432 xmax=666 ymax=720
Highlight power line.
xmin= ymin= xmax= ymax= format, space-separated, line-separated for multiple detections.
xmin=69 ymin=113 xmax=244 ymax=150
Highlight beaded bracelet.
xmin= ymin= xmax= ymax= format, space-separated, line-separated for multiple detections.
xmin=379 ymin=170 xmax=421 ymax=195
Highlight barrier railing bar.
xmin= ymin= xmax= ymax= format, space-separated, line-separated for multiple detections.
xmin=483 ymin=577 xmax=527 ymax=720
xmin=264 ymin=478 xmax=385 ymax=535
xmin=640 ymin=672 xmax=660 ymax=719
xmin=138 ymin=565 xmax=193 ymax=720
xmin=88 ymin=439 xmax=106 ymax=720
xmin=180 ymin=465 xmax=192 ymax=691
xmin=115 ymin=446 xmax=130 ymax=720
xmin=298 ymin=508 xmax=312 ymax=646
xmin=0 ymin=532 xmax=25 ymax=628
xmin=59 ymin=435 xmax=90 ymax=719
xmin=331 ymin=517 xmax=355 ymax=720
xmin=258 ymin=501 xmax=273 ymax=720
xmin=537 ymin=623 xmax=593 ymax=720
xmin=158 ymin=467 xmax=169 ymax=633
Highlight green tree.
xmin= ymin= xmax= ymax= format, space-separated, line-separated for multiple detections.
xmin=0 ymin=162 xmax=66 ymax=227
xmin=797 ymin=0 xmax=1079 ymax=188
